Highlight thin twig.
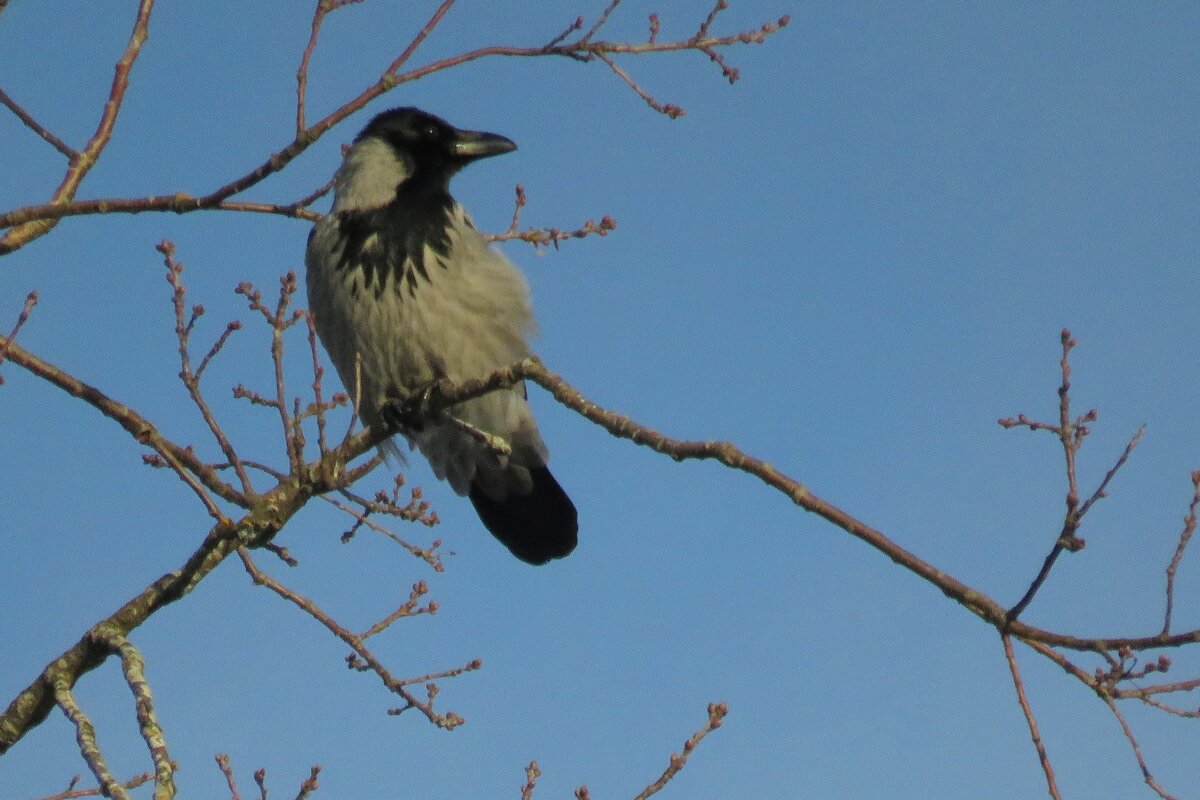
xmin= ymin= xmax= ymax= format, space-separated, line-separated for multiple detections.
xmin=486 ymin=185 xmax=616 ymax=249
xmin=1002 ymin=635 xmax=1062 ymax=800
xmin=237 ymin=549 xmax=468 ymax=729
xmin=544 ymin=17 xmax=584 ymax=50
xmin=1076 ymin=427 xmax=1144 ymax=519
xmin=295 ymin=765 xmax=322 ymax=800
xmin=0 ymin=290 xmax=38 ymax=385
xmin=580 ymin=0 xmax=622 ymax=43
xmin=215 ymin=754 xmax=241 ymax=800
xmin=519 ymin=762 xmax=541 ymax=800
xmin=384 ymin=0 xmax=457 ymax=76
xmin=1007 ymin=424 xmax=1144 ymax=622
xmin=0 ymin=7 xmax=789 ymax=251
xmin=0 ymin=88 xmax=77 ymax=157
xmin=359 ymin=581 xmax=438 ymax=639
xmin=296 ymin=1 xmax=365 ymax=134
xmin=1137 ymin=691 xmax=1200 ymax=718
xmin=235 ymin=275 xmax=306 ymax=471
xmin=631 ymin=702 xmax=728 ymax=800
xmin=1162 ymin=471 xmax=1200 ymax=634
xmin=390 ymin=658 xmax=483 ymax=689
xmin=0 ymin=332 xmax=245 ymax=507
xmin=1004 ymin=330 xmax=1143 ymax=622
xmin=0 ymin=0 xmax=155 ymax=253
xmin=1098 ymin=691 xmax=1179 ymax=800
xmin=695 ymin=0 xmax=729 ymax=39
xmin=285 ymin=175 xmax=338 ymax=213
xmin=594 ymin=51 xmax=685 ymax=118
xmin=306 ymin=312 xmax=333 ymax=454
xmin=160 ymin=240 xmax=254 ymax=497
xmin=323 ymin=490 xmax=441 ymax=567
xmin=31 ymin=768 xmax=158 ymax=800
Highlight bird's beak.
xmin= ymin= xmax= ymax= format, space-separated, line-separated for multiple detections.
xmin=451 ymin=128 xmax=518 ymax=161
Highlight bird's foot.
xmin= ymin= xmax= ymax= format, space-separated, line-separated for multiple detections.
xmin=381 ymin=379 xmax=447 ymax=433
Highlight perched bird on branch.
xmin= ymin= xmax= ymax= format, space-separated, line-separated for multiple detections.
xmin=306 ymin=107 xmax=577 ymax=565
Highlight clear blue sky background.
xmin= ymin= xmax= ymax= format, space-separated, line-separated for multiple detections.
xmin=3 ymin=2 xmax=1200 ymax=798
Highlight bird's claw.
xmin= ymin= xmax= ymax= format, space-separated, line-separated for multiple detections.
xmin=381 ymin=380 xmax=445 ymax=433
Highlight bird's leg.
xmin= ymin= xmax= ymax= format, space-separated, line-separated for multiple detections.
xmin=380 ymin=382 xmax=512 ymax=458
xmin=379 ymin=379 xmax=448 ymax=434
xmin=379 ymin=385 xmax=425 ymax=434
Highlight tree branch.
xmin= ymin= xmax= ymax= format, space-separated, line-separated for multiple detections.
xmin=1003 ymin=634 xmax=1062 ymax=800
xmin=0 ymin=88 xmax=77 ymax=158
xmin=0 ymin=0 xmax=155 ymax=253
xmin=0 ymin=289 xmax=38 ymax=385
xmin=0 ymin=3 xmax=788 ymax=253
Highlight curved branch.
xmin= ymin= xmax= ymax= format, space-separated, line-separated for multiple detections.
xmin=0 ymin=332 xmax=246 ymax=507
xmin=392 ymin=357 xmax=1200 ymax=654
xmin=0 ymin=330 xmax=393 ymax=755
xmin=0 ymin=442 xmax=359 ymax=755
xmin=0 ymin=6 xmax=789 ymax=252
xmin=0 ymin=0 xmax=155 ymax=253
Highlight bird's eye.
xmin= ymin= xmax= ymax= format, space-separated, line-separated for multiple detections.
xmin=421 ymin=124 xmax=439 ymax=140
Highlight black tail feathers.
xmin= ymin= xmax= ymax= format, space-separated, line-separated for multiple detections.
xmin=469 ymin=466 xmax=578 ymax=565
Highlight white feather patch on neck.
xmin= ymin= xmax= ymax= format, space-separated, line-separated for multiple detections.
xmin=331 ymin=137 xmax=412 ymax=212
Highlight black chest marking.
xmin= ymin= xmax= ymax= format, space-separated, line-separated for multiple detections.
xmin=335 ymin=184 xmax=458 ymax=300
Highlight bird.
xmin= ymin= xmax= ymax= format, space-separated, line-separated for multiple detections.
xmin=305 ymin=107 xmax=578 ymax=565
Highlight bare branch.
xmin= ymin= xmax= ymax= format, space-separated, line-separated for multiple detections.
xmin=0 ymin=4 xmax=788 ymax=251
xmin=1003 ymin=330 xmax=1144 ymax=622
xmin=31 ymin=768 xmax=159 ymax=800
xmin=297 ymin=1 xmax=367 ymax=135
xmin=519 ymin=761 xmax=541 ymax=800
xmin=325 ymin=484 xmax=442 ymax=569
xmin=294 ymin=765 xmax=322 ymax=800
xmin=215 ymin=754 xmax=241 ymax=800
xmin=304 ymin=312 xmax=334 ymax=454
xmin=544 ymin=17 xmax=584 ymax=50
xmin=580 ymin=0 xmax=621 ymax=44
xmin=285 ymin=174 xmax=338 ymax=213
xmin=0 ymin=331 xmax=245 ymax=507
xmin=237 ymin=549 xmax=470 ymax=729
xmin=360 ymin=580 xmax=438 ymax=639
xmin=631 ymin=702 xmax=728 ymax=800
xmin=0 ymin=289 xmax=38 ymax=385
xmin=594 ymin=50 xmax=685 ymax=118
xmin=89 ymin=628 xmax=175 ymax=798
xmin=1162 ymin=471 xmax=1200 ymax=634
xmin=1003 ymin=635 xmax=1062 ymax=800
xmin=0 ymin=0 xmax=155 ymax=253
xmin=234 ymin=275 xmax=307 ymax=472
xmin=1007 ymin=424 xmax=1144 ymax=622
xmin=696 ymin=0 xmax=730 ymax=40
xmin=384 ymin=0 xmax=457 ymax=77
xmin=384 ymin=355 xmax=1200 ymax=655
xmin=0 ymin=88 xmax=77 ymax=158
xmin=51 ymin=679 xmax=130 ymax=800
xmin=486 ymin=184 xmax=617 ymax=250
xmin=1099 ymin=691 xmax=1180 ymax=800
xmin=0 ymin=314 xmax=393 ymax=754
xmin=8 ymin=266 xmax=1200 ymax=796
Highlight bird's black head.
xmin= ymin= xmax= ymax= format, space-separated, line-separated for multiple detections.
xmin=357 ymin=107 xmax=517 ymax=188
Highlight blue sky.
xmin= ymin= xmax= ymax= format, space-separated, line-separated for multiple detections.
xmin=3 ymin=2 xmax=1200 ymax=797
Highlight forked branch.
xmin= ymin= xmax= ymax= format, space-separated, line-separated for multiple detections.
xmin=0 ymin=0 xmax=787 ymax=254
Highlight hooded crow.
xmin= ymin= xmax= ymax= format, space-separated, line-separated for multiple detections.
xmin=306 ymin=107 xmax=577 ymax=565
